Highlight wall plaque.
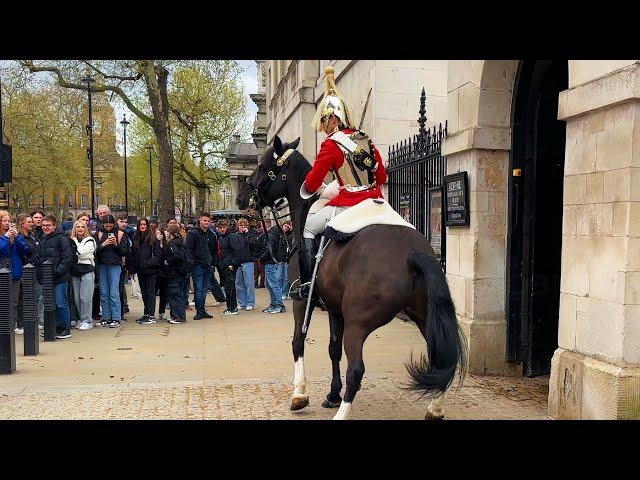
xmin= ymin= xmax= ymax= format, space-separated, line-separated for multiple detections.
xmin=444 ymin=171 xmax=469 ymax=227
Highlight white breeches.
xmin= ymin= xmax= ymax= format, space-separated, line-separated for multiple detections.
xmin=303 ymin=205 xmax=348 ymax=239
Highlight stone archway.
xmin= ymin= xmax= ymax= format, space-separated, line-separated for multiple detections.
xmin=446 ymin=59 xmax=640 ymax=418
xmin=443 ymin=60 xmax=519 ymax=376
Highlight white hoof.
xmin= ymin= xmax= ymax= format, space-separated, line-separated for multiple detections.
xmin=332 ymin=401 xmax=352 ymax=420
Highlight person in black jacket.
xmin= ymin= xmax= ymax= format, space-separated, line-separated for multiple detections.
xmin=38 ymin=215 xmax=75 ymax=338
xmin=31 ymin=209 xmax=45 ymax=242
xmin=185 ymin=213 xmax=217 ymax=320
xmin=260 ymin=224 xmax=288 ymax=314
xmin=94 ymin=214 xmax=130 ymax=328
xmin=234 ymin=217 xmax=258 ymax=312
xmin=129 ymin=218 xmax=162 ymax=325
xmin=218 ymin=219 xmax=240 ymax=316
xmin=163 ymin=224 xmax=188 ymax=324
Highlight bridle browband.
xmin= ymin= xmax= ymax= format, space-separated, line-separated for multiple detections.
xmin=245 ymin=148 xmax=301 ymax=262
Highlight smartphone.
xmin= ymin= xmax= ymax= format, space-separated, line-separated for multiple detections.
xmin=9 ymin=223 xmax=16 ymax=229
xmin=108 ymin=233 xmax=115 ymax=238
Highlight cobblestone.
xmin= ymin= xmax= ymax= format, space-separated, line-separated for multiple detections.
xmin=0 ymin=290 xmax=550 ymax=420
xmin=0 ymin=374 xmax=549 ymax=420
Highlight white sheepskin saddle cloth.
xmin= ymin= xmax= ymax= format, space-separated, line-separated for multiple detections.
xmin=326 ymin=198 xmax=415 ymax=235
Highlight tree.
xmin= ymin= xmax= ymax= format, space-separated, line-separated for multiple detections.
xmin=16 ymin=60 xmax=250 ymax=219
xmin=17 ymin=60 xmax=179 ymax=219
xmin=170 ymin=62 xmax=247 ymax=213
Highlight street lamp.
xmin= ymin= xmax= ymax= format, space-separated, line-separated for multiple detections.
xmin=82 ymin=70 xmax=96 ymax=219
xmin=146 ymin=145 xmax=154 ymax=217
xmin=120 ymin=114 xmax=130 ymax=217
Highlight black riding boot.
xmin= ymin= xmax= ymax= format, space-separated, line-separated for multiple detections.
xmin=291 ymin=238 xmax=317 ymax=301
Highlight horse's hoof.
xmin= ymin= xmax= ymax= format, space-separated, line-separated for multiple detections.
xmin=321 ymin=398 xmax=341 ymax=409
xmin=424 ymin=411 xmax=445 ymax=421
xmin=290 ymin=395 xmax=309 ymax=411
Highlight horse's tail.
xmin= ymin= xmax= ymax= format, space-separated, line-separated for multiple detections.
xmin=405 ymin=249 xmax=468 ymax=398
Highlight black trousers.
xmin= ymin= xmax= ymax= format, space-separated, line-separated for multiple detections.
xmin=92 ymin=271 xmax=101 ymax=319
xmin=157 ymin=276 xmax=168 ymax=314
xmin=119 ymin=268 xmax=128 ymax=313
xmin=208 ymin=267 xmax=226 ymax=302
xmin=138 ymin=273 xmax=157 ymax=317
xmin=222 ymin=267 xmax=237 ymax=311
xmin=167 ymin=276 xmax=186 ymax=321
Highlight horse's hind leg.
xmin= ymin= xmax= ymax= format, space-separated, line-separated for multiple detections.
xmin=322 ymin=311 xmax=344 ymax=408
xmin=333 ymin=324 xmax=368 ymax=420
xmin=408 ymin=309 xmax=448 ymax=420
xmin=290 ymin=299 xmax=311 ymax=411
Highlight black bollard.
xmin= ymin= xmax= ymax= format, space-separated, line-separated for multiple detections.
xmin=41 ymin=260 xmax=56 ymax=342
xmin=0 ymin=267 xmax=16 ymax=374
xmin=21 ymin=264 xmax=39 ymax=355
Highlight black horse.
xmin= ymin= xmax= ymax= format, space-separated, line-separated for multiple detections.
xmin=237 ymin=136 xmax=467 ymax=419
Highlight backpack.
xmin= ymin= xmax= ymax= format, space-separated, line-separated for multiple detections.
xmin=169 ymin=241 xmax=193 ymax=276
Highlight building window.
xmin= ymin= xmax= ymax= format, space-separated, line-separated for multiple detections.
xmin=81 ymin=195 xmax=88 ymax=209
xmin=68 ymin=195 xmax=73 ymax=207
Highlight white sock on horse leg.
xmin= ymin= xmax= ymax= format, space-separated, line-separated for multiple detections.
xmin=428 ymin=392 xmax=447 ymax=417
xmin=293 ymin=357 xmax=307 ymax=397
xmin=332 ymin=401 xmax=352 ymax=420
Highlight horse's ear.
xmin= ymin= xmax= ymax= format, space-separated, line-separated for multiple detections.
xmin=273 ymin=136 xmax=284 ymax=156
xmin=287 ymin=137 xmax=300 ymax=151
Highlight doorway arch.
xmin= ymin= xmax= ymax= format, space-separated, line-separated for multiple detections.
xmin=506 ymin=61 xmax=568 ymax=376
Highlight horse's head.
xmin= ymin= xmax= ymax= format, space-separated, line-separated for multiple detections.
xmin=236 ymin=135 xmax=303 ymax=210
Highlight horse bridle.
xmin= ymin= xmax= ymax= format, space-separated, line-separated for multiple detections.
xmin=245 ymin=148 xmax=298 ymax=260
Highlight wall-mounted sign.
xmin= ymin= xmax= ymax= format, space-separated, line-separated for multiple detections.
xmin=444 ymin=171 xmax=469 ymax=227
xmin=429 ymin=187 xmax=444 ymax=259
xmin=399 ymin=193 xmax=411 ymax=223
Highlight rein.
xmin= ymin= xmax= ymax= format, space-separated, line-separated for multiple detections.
xmin=247 ymin=148 xmax=308 ymax=263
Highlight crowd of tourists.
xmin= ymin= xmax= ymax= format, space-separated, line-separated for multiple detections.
xmin=0 ymin=206 xmax=292 ymax=340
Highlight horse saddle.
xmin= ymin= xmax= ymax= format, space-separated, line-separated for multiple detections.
xmin=323 ymin=198 xmax=416 ymax=242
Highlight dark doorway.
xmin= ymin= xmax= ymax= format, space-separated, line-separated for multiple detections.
xmin=506 ymin=61 xmax=568 ymax=377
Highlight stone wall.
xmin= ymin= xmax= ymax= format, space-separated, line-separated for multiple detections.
xmin=443 ymin=60 xmax=519 ymax=375
xmin=549 ymin=62 xmax=640 ymax=419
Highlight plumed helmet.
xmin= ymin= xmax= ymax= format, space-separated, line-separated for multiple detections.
xmin=311 ymin=66 xmax=354 ymax=132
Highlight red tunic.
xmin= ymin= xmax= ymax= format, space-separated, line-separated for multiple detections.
xmin=304 ymin=129 xmax=388 ymax=207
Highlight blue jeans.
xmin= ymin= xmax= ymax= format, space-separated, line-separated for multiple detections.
xmin=98 ymin=264 xmax=122 ymax=321
xmin=265 ymin=263 xmax=284 ymax=308
xmin=281 ymin=263 xmax=289 ymax=299
xmin=192 ymin=265 xmax=212 ymax=313
xmin=55 ymin=282 xmax=71 ymax=329
xmin=236 ymin=262 xmax=255 ymax=308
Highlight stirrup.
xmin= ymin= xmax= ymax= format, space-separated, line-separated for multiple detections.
xmin=289 ymin=279 xmax=312 ymax=301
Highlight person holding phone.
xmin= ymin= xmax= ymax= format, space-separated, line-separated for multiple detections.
xmin=94 ymin=215 xmax=130 ymax=328
xmin=0 ymin=211 xmax=30 ymax=334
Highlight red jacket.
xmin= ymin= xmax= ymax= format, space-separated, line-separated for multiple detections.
xmin=304 ymin=129 xmax=388 ymax=207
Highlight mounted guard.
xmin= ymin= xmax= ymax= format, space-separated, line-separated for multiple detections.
xmin=291 ymin=66 xmax=388 ymax=301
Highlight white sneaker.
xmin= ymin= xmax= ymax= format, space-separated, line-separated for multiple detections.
xmin=14 ymin=327 xmax=24 ymax=335
xmin=245 ymin=306 xmax=254 ymax=311
xmin=159 ymin=313 xmax=167 ymax=321
xmin=38 ymin=324 xmax=44 ymax=331
xmin=189 ymin=302 xmax=195 ymax=307
xmin=78 ymin=322 xmax=94 ymax=331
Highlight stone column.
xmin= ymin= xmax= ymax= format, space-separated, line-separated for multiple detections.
xmin=442 ymin=60 xmax=520 ymax=375
xmin=549 ymin=61 xmax=640 ymax=419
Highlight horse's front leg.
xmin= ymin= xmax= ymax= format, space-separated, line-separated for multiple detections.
xmin=322 ymin=311 xmax=344 ymax=408
xmin=290 ymin=298 xmax=312 ymax=411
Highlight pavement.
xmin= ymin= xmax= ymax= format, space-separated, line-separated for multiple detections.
xmin=0 ymin=287 xmax=550 ymax=420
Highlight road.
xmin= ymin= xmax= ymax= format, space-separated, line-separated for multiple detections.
xmin=0 ymin=288 xmax=549 ymax=420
